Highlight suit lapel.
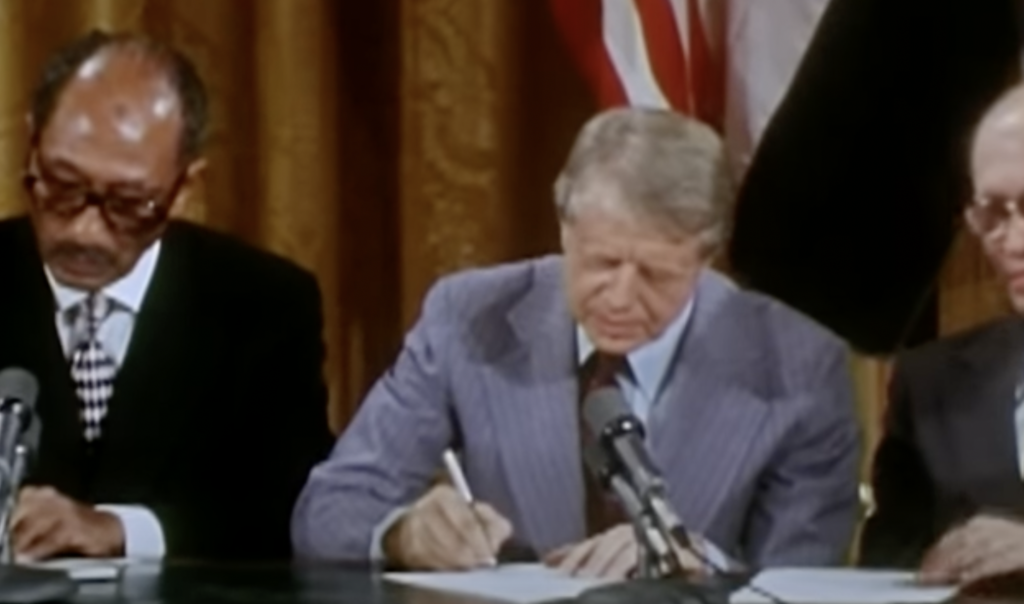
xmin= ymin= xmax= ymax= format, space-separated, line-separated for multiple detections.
xmin=0 ymin=219 xmax=85 ymax=488
xmin=945 ymin=320 xmax=1024 ymax=510
xmin=93 ymin=223 xmax=204 ymax=486
xmin=485 ymin=258 xmax=586 ymax=550
xmin=649 ymin=271 xmax=770 ymax=531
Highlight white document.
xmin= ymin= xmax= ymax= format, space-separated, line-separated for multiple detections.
xmin=386 ymin=565 xmax=957 ymax=604
xmin=385 ymin=563 xmax=612 ymax=604
xmin=25 ymin=557 xmax=129 ymax=582
xmin=732 ymin=568 xmax=957 ymax=604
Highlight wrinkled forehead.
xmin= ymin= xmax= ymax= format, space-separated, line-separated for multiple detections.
xmin=39 ymin=49 xmax=183 ymax=164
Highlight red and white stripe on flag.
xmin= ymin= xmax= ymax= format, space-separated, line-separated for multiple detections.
xmin=550 ymin=0 xmax=831 ymax=180
xmin=550 ymin=0 xmax=726 ymax=130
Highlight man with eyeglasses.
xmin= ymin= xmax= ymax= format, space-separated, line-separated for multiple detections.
xmin=861 ymin=84 xmax=1024 ymax=584
xmin=0 ymin=32 xmax=332 ymax=561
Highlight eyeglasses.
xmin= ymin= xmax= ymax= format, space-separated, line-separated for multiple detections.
xmin=22 ymin=156 xmax=184 ymax=233
xmin=966 ymin=195 xmax=1024 ymax=238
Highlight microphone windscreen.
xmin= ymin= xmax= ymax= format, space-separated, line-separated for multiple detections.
xmin=582 ymin=386 xmax=631 ymax=437
xmin=582 ymin=443 xmax=609 ymax=476
xmin=0 ymin=368 xmax=38 ymax=410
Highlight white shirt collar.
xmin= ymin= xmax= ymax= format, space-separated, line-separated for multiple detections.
xmin=45 ymin=240 xmax=162 ymax=315
xmin=575 ymin=292 xmax=696 ymax=402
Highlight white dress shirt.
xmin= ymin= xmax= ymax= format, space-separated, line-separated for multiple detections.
xmin=44 ymin=241 xmax=166 ymax=560
xmin=575 ymin=298 xmax=694 ymax=424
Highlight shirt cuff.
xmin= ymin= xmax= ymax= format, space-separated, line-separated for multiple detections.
xmin=96 ymin=505 xmax=166 ymax=559
xmin=692 ymin=533 xmax=733 ymax=572
xmin=370 ymin=506 xmax=411 ymax=565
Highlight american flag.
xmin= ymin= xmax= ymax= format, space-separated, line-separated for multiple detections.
xmin=550 ymin=0 xmax=831 ymax=181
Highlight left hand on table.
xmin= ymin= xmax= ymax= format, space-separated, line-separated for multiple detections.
xmin=542 ymin=523 xmax=704 ymax=580
xmin=920 ymin=514 xmax=1024 ymax=585
xmin=10 ymin=486 xmax=125 ymax=562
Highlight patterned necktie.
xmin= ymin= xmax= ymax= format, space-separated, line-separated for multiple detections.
xmin=580 ymin=352 xmax=629 ymax=535
xmin=70 ymin=294 xmax=116 ymax=442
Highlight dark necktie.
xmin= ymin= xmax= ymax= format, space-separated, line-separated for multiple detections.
xmin=579 ymin=352 xmax=629 ymax=536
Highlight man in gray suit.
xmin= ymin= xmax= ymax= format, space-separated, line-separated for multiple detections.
xmin=292 ymin=108 xmax=860 ymax=577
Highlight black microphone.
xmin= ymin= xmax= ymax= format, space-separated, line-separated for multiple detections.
xmin=581 ymin=387 xmax=786 ymax=604
xmin=583 ymin=387 xmax=695 ymax=552
xmin=582 ymin=444 xmax=647 ymax=526
xmin=0 ymin=371 xmax=75 ymax=603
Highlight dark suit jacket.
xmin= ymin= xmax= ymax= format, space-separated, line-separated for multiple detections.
xmin=861 ymin=318 xmax=1024 ymax=567
xmin=0 ymin=216 xmax=333 ymax=561
xmin=293 ymin=256 xmax=861 ymax=567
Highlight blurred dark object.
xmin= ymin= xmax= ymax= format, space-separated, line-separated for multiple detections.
xmin=497 ymin=540 xmax=538 ymax=563
xmin=0 ymin=565 xmax=76 ymax=603
xmin=542 ymin=572 xmax=753 ymax=604
xmin=729 ymin=0 xmax=1022 ymax=353
xmin=960 ymin=572 xmax=1024 ymax=600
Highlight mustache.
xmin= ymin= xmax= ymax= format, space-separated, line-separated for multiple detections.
xmin=48 ymin=243 xmax=117 ymax=269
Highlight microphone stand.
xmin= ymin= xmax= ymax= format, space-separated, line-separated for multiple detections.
xmin=606 ymin=473 xmax=682 ymax=579
xmin=0 ymin=444 xmax=29 ymax=564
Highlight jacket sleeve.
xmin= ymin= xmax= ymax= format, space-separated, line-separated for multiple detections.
xmin=148 ymin=269 xmax=333 ymax=560
xmin=859 ymin=360 xmax=938 ymax=568
xmin=290 ymin=277 xmax=458 ymax=561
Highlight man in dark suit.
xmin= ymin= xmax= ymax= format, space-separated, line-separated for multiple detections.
xmin=0 ymin=31 xmax=332 ymax=561
xmin=292 ymin=108 xmax=861 ymax=577
xmin=861 ymin=84 xmax=1024 ymax=584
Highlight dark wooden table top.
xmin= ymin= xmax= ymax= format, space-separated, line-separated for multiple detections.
xmin=66 ymin=562 xmax=504 ymax=604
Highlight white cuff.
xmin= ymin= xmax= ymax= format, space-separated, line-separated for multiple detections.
xmin=692 ymin=533 xmax=732 ymax=571
xmin=96 ymin=505 xmax=165 ymax=560
xmin=370 ymin=506 xmax=411 ymax=564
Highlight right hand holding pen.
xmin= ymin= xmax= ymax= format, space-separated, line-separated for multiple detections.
xmin=383 ymin=484 xmax=513 ymax=570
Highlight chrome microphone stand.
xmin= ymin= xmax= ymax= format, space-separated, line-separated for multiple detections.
xmin=604 ymin=470 xmax=682 ymax=579
xmin=0 ymin=443 xmax=29 ymax=564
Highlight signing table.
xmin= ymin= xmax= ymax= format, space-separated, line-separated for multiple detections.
xmin=66 ymin=562 xmax=497 ymax=604
xmin=22 ymin=561 xmax=1019 ymax=604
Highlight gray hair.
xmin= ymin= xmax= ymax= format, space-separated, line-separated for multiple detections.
xmin=554 ymin=107 xmax=733 ymax=252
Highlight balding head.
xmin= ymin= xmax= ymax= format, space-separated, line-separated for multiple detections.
xmin=30 ymin=30 xmax=207 ymax=162
xmin=967 ymin=84 xmax=1024 ymax=313
xmin=42 ymin=48 xmax=185 ymax=187
xmin=24 ymin=33 xmax=208 ymax=291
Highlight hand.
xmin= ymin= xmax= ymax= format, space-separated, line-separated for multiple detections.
xmin=10 ymin=487 xmax=125 ymax=562
xmin=383 ymin=484 xmax=513 ymax=571
xmin=543 ymin=523 xmax=705 ymax=580
xmin=920 ymin=514 xmax=1024 ymax=585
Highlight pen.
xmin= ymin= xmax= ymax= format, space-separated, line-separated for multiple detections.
xmin=442 ymin=448 xmax=498 ymax=566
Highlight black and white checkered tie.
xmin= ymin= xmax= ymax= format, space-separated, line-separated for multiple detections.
xmin=70 ymin=294 xmax=116 ymax=442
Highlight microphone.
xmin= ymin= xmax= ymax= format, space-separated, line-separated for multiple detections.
xmin=581 ymin=387 xmax=787 ymax=604
xmin=583 ymin=387 xmax=695 ymax=553
xmin=584 ymin=443 xmax=683 ymax=578
xmin=0 ymin=368 xmax=39 ymax=563
xmin=0 ymin=368 xmax=38 ymax=498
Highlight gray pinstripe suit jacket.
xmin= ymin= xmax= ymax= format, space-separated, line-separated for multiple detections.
xmin=291 ymin=256 xmax=861 ymax=567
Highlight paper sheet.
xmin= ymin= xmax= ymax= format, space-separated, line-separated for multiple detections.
xmin=387 ymin=566 xmax=957 ymax=604
xmin=732 ymin=568 xmax=957 ymax=604
xmin=26 ymin=557 xmax=128 ymax=582
xmin=385 ymin=563 xmax=611 ymax=603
